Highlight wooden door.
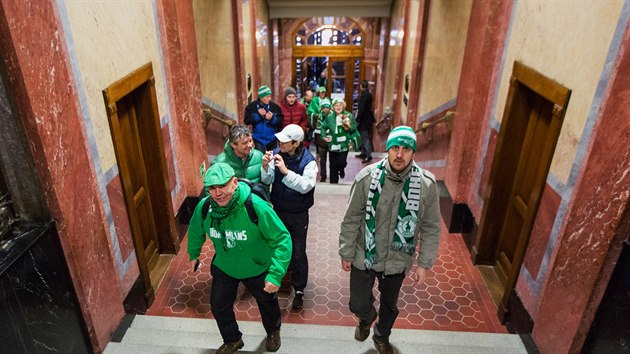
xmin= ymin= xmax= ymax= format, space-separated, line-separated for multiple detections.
xmin=476 ymin=62 xmax=570 ymax=320
xmin=495 ymin=93 xmax=552 ymax=285
xmin=113 ymin=93 xmax=160 ymax=271
xmin=104 ymin=63 xmax=179 ymax=306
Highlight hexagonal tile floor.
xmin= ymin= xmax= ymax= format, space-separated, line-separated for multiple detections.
xmin=148 ymin=152 xmax=506 ymax=334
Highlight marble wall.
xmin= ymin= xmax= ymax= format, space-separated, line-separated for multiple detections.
xmin=445 ymin=1 xmax=630 ymax=352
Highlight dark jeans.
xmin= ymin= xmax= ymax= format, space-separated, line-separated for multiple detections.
xmin=359 ymin=129 xmax=373 ymax=158
xmin=316 ymin=144 xmax=328 ymax=180
xmin=329 ymin=151 xmax=348 ymax=183
xmin=349 ymin=266 xmax=405 ymax=339
xmin=277 ymin=210 xmax=309 ymax=293
xmin=210 ymin=263 xmax=281 ymax=342
xmin=254 ymin=140 xmax=277 ymax=153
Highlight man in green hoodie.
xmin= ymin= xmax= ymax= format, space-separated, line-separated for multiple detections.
xmin=187 ymin=163 xmax=292 ymax=353
xmin=212 ymin=124 xmax=264 ymax=183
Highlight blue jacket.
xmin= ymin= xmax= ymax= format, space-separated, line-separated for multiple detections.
xmin=244 ymin=100 xmax=283 ymax=146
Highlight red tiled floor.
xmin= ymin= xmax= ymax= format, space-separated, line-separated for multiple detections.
xmin=149 ymin=135 xmax=506 ymax=334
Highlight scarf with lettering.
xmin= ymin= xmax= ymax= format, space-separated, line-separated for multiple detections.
xmin=364 ymin=159 xmax=422 ymax=269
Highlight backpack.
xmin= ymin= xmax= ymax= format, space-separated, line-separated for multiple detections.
xmin=201 ymin=178 xmax=270 ymax=225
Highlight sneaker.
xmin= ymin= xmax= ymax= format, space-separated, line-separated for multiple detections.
xmin=216 ymin=338 xmax=244 ymax=354
xmin=372 ymin=335 xmax=394 ymax=354
xmin=339 ymin=169 xmax=345 ymax=178
xmin=354 ymin=320 xmax=371 ymax=341
xmin=362 ymin=156 xmax=373 ymax=164
xmin=266 ymin=329 xmax=281 ymax=352
xmin=292 ymin=292 xmax=304 ymax=310
xmin=355 ymin=153 xmax=366 ymax=159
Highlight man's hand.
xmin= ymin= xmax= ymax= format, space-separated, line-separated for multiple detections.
xmin=191 ymin=259 xmax=202 ymax=272
xmin=258 ymin=107 xmax=267 ymax=117
xmin=262 ymin=150 xmax=274 ymax=171
xmin=341 ymin=260 xmax=352 ymax=272
xmin=274 ymin=154 xmax=288 ymax=175
xmin=265 ymin=111 xmax=274 ymax=120
xmin=410 ymin=267 xmax=427 ymax=286
xmin=264 ymin=281 xmax=279 ymax=293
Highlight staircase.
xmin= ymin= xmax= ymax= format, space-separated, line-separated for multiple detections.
xmin=104 ymin=315 xmax=530 ymax=353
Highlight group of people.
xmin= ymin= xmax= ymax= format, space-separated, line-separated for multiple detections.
xmin=186 ymin=84 xmax=441 ymax=354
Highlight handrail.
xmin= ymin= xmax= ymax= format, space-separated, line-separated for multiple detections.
xmin=415 ymin=111 xmax=456 ymax=142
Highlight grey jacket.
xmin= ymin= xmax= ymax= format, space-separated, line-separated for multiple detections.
xmin=339 ymin=160 xmax=441 ymax=275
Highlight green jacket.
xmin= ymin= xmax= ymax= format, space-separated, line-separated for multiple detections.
xmin=339 ymin=161 xmax=441 ymax=275
xmin=213 ymin=141 xmax=263 ymax=183
xmin=320 ymin=110 xmax=360 ymax=152
xmin=187 ymin=182 xmax=292 ymax=286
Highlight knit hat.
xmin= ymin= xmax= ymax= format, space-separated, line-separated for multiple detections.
xmin=320 ymin=98 xmax=332 ymax=108
xmin=284 ymin=87 xmax=297 ymax=97
xmin=386 ymin=126 xmax=417 ymax=152
xmin=317 ymin=86 xmax=326 ymax=93
xmin=332 ymin=98 xmax=346 ymax=108
xmin=204 ymin=162 xmax=236 ymax=187
xmin=275 ymin=124 xmax=304 ymax=143
xmin=258 ymin=85 xmax=272 ymax=98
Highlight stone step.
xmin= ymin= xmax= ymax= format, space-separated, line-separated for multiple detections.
xmin=104 ymin=315 xmax=528 ymax=354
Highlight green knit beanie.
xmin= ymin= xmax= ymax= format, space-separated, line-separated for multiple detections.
xmin=258 ymin=85 xmax=272 ymax=98
xmin=386 ymin=126 xmax=417 ymax=152
xmin=320 ymin=98 xmax=331 ymax=108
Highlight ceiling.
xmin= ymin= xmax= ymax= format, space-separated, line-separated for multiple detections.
xmin=267 ymin=0 xmax=392 ymax=19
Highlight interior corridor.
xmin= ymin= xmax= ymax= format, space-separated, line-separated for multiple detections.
xmin=147 ymin=138 xmax=507 ymax=334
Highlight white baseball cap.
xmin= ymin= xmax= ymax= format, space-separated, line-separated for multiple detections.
xmin=275 ymin=124 xmax=304 ymax=143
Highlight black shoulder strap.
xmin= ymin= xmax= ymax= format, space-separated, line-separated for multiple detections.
xmin=244 ymin=193 xmax=258 ymax=225
xmin=201 ymin=197 xmax=211 ymax=220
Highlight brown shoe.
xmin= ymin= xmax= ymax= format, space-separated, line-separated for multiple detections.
xmin=354 ymin=320 xmax=371 ymax=341
xmin=266 ymin=329 xmax=281 ymax=352
xmin=373 ymin=335 xmax=394 ymax=354
xmin=216 ymin=338 xmax=244 ymax=354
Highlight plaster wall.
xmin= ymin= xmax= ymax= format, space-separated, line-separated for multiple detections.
xmin=493 ymin=1 xmax=624 ymax=184
xmin=63 ymin=0 xmax=167 ymax=173
xmin=193 ymin=0 xmax=238 ymax=116
xmin=382 ymin=0 xmax=404 ymax=120
xmin=242 ymin=1 xmax=255 ymax=100
xmin=419 ymin=0 xmax=471 ymax=117
xmin=256 ymin=0 xmax=272 ymax=88
xmin=398 ymin=0 xmax=419 ymax=123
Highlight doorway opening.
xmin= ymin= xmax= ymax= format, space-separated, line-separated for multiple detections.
xmin=103 ymin=63 xmax=178 ymax=306
xmin=292 ymin=17 xmax=365 ymax=111
xmin=475 ymin=61 xmax=571 ymax=321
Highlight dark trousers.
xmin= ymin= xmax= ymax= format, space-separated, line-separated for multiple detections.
xmin=277 ymin=210 xmax=309 ymax=293
xmin=359 ymin=129 xmax=373 ymax=158
xmin=254 ymin=140 xmax=277 ymax=153
xmin=349 ymin=266 xmax=405 ymax=339
xmin=329 ymin=151 xmax=348 ymax=183
xmin=210 ymin=263 xmax=281 ymax=342
xmin=316 ymin=144 xmax=328 ymax=179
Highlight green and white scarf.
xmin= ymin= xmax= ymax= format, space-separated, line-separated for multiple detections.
xmin=364 ymin=159 xmax=422 ymax=269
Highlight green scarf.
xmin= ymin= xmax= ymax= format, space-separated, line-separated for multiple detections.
xmin=208 ymin=187 xmax=242 ymax=251
xmin=364 ymin=158 xmax=422 ymax=269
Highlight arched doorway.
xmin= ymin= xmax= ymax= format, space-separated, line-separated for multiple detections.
xmin=292 ymin=17 xmax=365 ymax=111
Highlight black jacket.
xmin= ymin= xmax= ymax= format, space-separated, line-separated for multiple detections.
xmin=356 ymin=89 xmax=374 ymax=132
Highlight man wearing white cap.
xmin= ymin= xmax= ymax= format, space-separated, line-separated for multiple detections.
xmin=338 ymin=126 xmax=441 ymax=354
xmin=261 ymin=124 xmax=318 ymax=310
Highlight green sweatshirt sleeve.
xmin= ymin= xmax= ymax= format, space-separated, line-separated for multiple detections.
xmin=186 ymin=197 xmax=209 ymax=261
xmin=253 ymin=199 xmax=292 ymax=286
